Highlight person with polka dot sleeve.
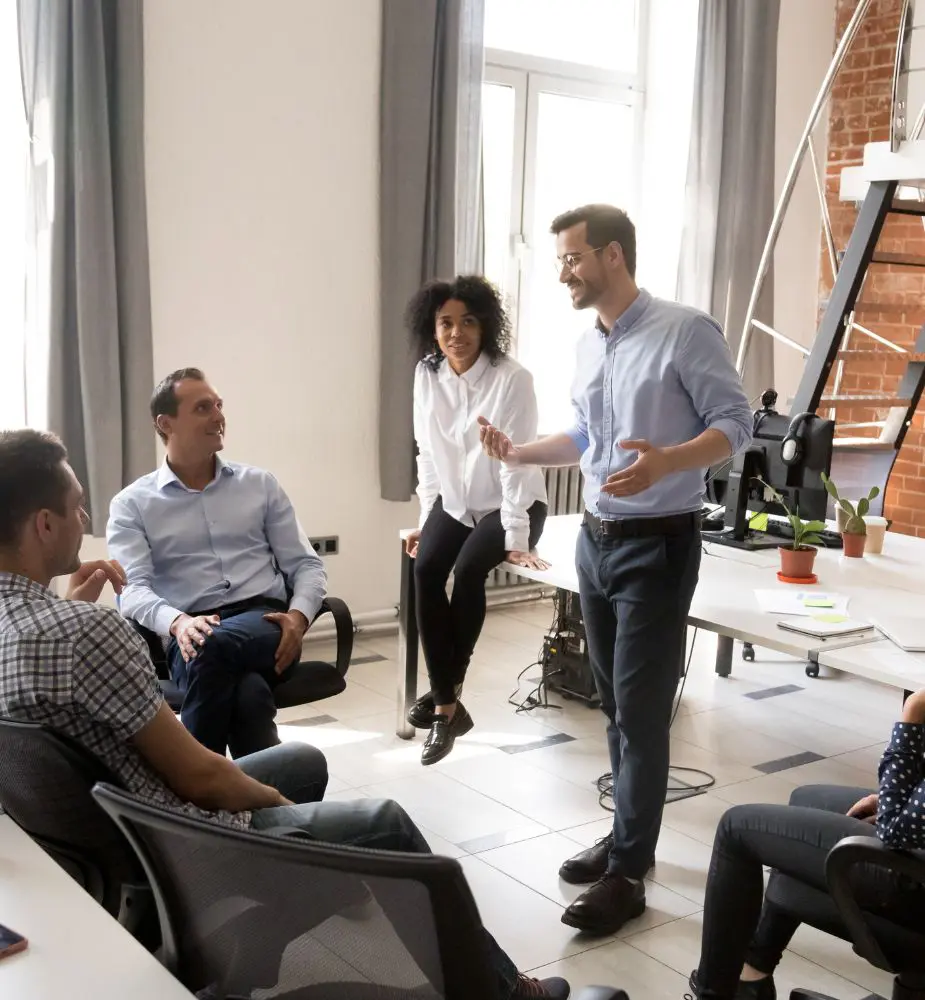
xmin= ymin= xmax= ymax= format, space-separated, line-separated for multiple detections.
xmin=877 ymin=687 xmax=925 ymax=848
xmin=687 ymin=686 xmax=925 ymax=1000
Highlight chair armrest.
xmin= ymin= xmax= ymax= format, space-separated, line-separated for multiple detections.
xmin=311 ymin=597 xmax=353 ymax=677
xmin=825 ymin=835 xmax=925 ymax=970
xmin=574 ymin=988 xmax=629 ymax=1000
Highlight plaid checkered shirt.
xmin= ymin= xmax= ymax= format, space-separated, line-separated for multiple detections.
xmin=0 ymin=572 xmax=250 ymax=829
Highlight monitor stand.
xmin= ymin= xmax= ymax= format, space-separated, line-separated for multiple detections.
xmin=701 ymin=449 xmax=783 ymax=552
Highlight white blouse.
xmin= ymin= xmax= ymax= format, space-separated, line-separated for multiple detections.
xmin=413 ymin=353 xmax=547 ymax=552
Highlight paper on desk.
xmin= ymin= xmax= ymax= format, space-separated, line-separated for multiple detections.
xmin=754 ymin=589 xmax=850 ymax=617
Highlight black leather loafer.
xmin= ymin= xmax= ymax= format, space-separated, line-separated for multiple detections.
xmin=421 ymin=703 xmax=474 ymax=766
xmin=407 ymin=692 xmax=436 ymax=729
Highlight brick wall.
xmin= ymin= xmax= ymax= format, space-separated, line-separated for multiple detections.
xmin=825 ymin=0 xmax=925 ymax=535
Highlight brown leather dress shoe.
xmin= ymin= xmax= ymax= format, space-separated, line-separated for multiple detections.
xmin=560 ymin=873 xmax=646 ymax=934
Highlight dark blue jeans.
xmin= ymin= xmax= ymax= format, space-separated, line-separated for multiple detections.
xmin=576 ymin=519 xmax=701 ymax=878
xmin=169 ymin=605 xmax=293 ymax=758
xmin=236 ymin=743 xmax=520 ymax=998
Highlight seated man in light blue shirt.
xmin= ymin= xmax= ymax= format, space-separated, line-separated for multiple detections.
xmin=480 ymin=204 xmax=753 ymax=937
xmin=107 ymin=367 xmax=327 ymax=759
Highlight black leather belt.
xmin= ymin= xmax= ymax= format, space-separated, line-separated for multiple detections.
xmin=583 ymin=509 xmax=699 ymax=539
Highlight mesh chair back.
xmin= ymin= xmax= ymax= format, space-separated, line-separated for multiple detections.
xmin=0 ymin=718 xmax=142 ymax=912
xmin=92 ymin=783 xmax=499 ymax=1000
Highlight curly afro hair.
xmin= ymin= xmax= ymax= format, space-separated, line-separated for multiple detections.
xmin=405 ymin=275 xmax=511 ymax=372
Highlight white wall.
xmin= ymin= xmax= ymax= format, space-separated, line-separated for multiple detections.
xmin=772 ymin=0 xmax=836 ymax=406
xmin=141 ymin=0 xmax=414 ymax=615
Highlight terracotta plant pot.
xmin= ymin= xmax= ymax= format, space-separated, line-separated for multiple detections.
xmin=779 ymin=545 xmax=817 ymax=578
xmin=842 ymin=531 xmax=867 ymax=558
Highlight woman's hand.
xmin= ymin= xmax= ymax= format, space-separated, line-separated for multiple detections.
xmin=902 ymin=687 xmax=925 ymax=725
xmin=847 ymin=792 xmax=879 ymax=824
xmin=405 ymin=530 xmax=422 ymax=559
xmin=506 ymin=550 xmax=550 ymax=571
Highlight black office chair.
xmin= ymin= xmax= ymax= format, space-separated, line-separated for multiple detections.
xmin=0 ymin=719 xmax=152 ymax=938
xmin=767 ymin=836 xmax=925 ymax=1000
xmin=92 ymin=782 xmax=629 ymax=1000
xmin=133 ymin=597 xmax=354 ymax=713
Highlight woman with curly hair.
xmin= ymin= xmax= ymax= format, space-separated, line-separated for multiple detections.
xmin=404 ymin=276 xmax=548 ymax=766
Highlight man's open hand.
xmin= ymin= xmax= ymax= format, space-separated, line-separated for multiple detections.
xmin=601 ymin=440 xmax=674 ymax=497
xmin=264 ymin=609 xmax=309 ymax=674
xmin=478 ymin=416 xmax=521 ymax=464
xmin=66 ymin=560 xmax=127 ymax=603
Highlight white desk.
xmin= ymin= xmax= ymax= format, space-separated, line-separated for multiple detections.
xmin=0 ymin=814 xmax=194 ymax=999
xmin=817 ymin=639 xmax=925 ymax=692
xmin=396 ymin=516 xmax=925 ymax=737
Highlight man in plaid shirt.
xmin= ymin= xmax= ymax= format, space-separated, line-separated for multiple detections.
xmin=0 ymin=429 xmax=571 ymax=1000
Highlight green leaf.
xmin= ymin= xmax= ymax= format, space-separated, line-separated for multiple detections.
xmin=802 ymin=534 xmax=826 ymax=546
xmin=857 ymin=497 xmax=870 ymax=518
xmin=802 ymin=520 xmax=827 ymax=533
xmin=838 ymin=498 xmax=855 ymax=516
xmin=821 ymin=472 xmax=839 ymax=500
xmin=869 ymin=485 xmax=880 ymax=500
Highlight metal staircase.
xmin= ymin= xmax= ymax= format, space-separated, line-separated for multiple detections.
xmin=736 ymin=0 xmax=925 ymax=516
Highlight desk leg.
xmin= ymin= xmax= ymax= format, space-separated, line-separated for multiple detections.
xmin=715 ymin=635 xmax=733 ymax=678
xmin=396 ymin=543 xmax=418 ymax=739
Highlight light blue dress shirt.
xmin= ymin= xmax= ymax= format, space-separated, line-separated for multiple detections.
xmin=107 ymin=458 xmax=326 ymax=636
xmin=566 ymin=289 xmax=753 ymax=519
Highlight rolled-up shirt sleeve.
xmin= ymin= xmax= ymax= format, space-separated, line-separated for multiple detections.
xmin=107 ymin=493 xmax=184 ymax=636
xmin=263 ymin=473 xmax=327 ymax=623
xmin=679 ymin=316 xmax=753 ymax=456
xmin=876 ymin=721 xmax=925 ymax=849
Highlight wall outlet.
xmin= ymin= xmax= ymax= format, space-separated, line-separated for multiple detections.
xmin=309 ymin=535 xmax=339 ymax=555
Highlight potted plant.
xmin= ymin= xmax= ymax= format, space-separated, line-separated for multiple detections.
xmin=754 ymin=478 xmax=826 ymax=579
xmin=821 ymin=473 xmax=880 ymax=559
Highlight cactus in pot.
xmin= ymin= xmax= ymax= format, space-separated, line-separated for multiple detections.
xmin=820 ymin=473 xmax=879 ymax=558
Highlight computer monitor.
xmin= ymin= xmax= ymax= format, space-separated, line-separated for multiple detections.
xmin=704 ymin=392 xmax=835 ymax=551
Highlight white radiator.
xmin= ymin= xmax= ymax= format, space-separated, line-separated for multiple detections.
xmin=488 ymin=465 xmax=583 ymax=589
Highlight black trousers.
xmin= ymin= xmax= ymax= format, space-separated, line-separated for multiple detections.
xmin=696 ymin=784 xmax=921 ymax=999
xmin=415 ymin=497 xmax=547 ymax=705
xmin=576 ymin=517 xmax=701 ymax=879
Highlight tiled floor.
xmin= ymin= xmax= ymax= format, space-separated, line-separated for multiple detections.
xmin=284 ymin=599 xmax=901 ymax=998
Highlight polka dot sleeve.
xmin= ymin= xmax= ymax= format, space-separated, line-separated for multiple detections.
xmin=876 ymin=722 xmax=925 ymax=849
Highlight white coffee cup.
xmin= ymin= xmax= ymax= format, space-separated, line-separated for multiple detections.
xmin=863 ymin=515 xmax=888 ymax=555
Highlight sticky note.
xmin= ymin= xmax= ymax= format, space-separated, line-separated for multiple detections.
xmin=749 ymin=512 xmax=769 ymax=531
xmin=812 ymin=613 xmax=848 ymax=624
xmin=804 ymin=598 xmax=835 ymax=608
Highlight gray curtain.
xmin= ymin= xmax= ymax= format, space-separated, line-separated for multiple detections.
xmin=677 ymin=0 xmax=779 ymax=403
xmin=378 ymin=0 xmax=485 ymax=502
xmin=18 ymin=0 xmax=154 ymax=534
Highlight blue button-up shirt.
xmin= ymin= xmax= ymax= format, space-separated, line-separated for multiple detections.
xmin=107 ymin=458 xmax=326 ymax=636
xmin=566 ymin=290 xmax=753 ymax=518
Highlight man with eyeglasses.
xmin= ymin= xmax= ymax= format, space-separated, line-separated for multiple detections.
xmin=480 ymin=203 xmax=752 ymax=935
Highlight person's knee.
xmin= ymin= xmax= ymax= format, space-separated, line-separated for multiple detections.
xmin=273 ymin=742 xmax=329 ymax=788
xmin=366 ymin=798 xmax=431 ymax=853
xmin=788 ymin=784 xmax=825 ymax=808
xmin=716 ymin=803 xmax=755 ymax=846
xmin=451 ymin=553 xmax=494 ymax=591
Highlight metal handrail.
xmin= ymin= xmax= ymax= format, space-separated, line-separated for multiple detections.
xmin=889 ymin=0 xmax=913 ymax=151
xmin=736 ymin=0 xmax=874 ymax=374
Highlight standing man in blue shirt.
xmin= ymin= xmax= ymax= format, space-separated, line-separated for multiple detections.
xmin=480 ymin=204 xmax=752 ymax=935
xmin=108 ymin=368 xmax=327 ymax=759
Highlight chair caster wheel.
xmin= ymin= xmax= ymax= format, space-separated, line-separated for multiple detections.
xmin=805 ymin=663 xmax=819 ymax=678
xmin=742 ymin=643 xmax=755 ymax=662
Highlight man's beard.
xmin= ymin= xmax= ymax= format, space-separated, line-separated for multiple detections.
xmin=568 ymin=278 xmax=600 ymax=310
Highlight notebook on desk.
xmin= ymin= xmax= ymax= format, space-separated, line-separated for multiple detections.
xmin=871 ymin=614 xmax=925 ymax=652
xmin=777 ymin=617 xmax=875 ymax=640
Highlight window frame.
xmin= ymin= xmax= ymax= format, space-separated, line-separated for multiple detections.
xmin=482 ymin=0 xmax=650 ymax=359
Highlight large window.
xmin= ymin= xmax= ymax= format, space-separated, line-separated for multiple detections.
xmin=482 ymin=0 xmax=697 ymax=433
xmin=0 ymin=4 xmax=28 ymax=429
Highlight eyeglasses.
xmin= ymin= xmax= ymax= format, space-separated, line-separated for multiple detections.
xmin=555 ymin=246 xmax=607 ymax=274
